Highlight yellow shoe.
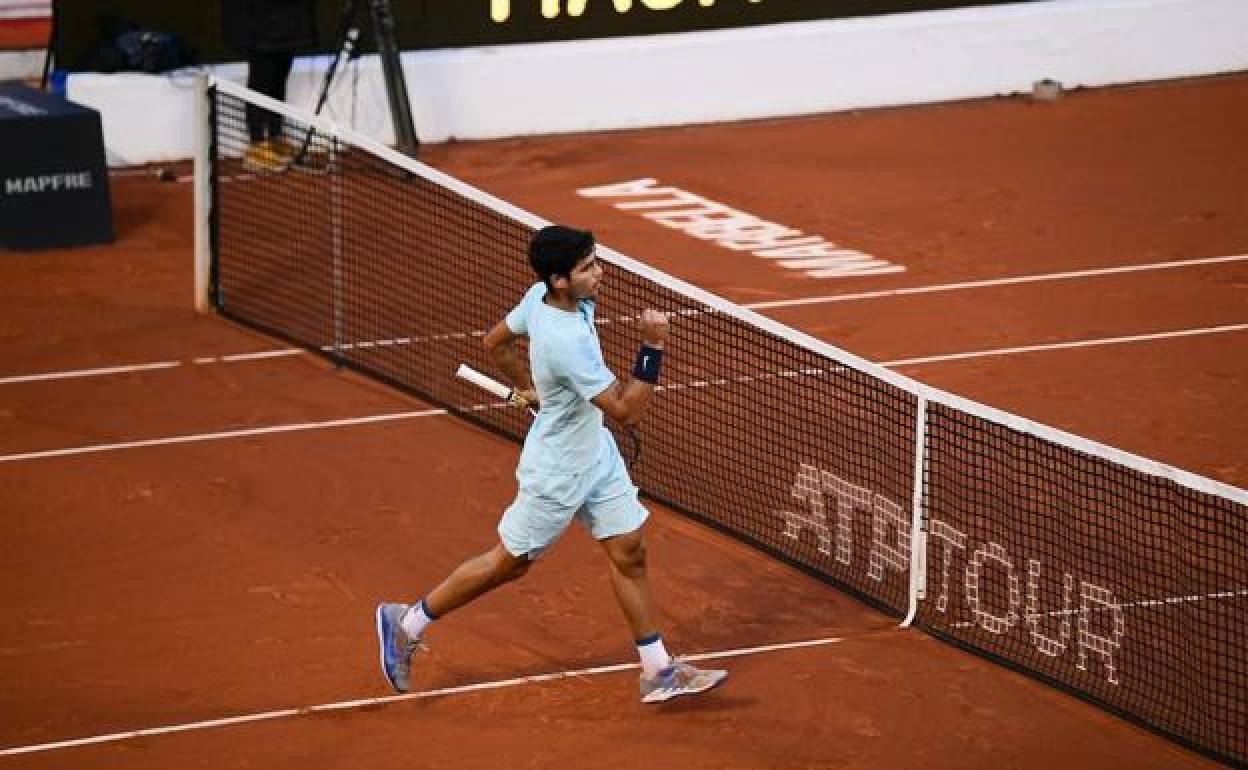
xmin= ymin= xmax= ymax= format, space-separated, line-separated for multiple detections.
xmin=242 ymin=140 xmax=288 ymax=173
xmin=269 ymin=137 xmax=297 ymax=161
xmin=266 ymin=137 xmax=329 ymax=173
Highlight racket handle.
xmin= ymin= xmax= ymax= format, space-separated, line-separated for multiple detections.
xmin=455 ymin=364 xmax=512 ymax=400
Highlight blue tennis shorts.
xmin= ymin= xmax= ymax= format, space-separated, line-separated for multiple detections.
xmin=499 ymin=435 xmax=648 ymax=560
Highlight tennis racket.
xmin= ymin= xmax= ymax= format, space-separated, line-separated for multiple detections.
xmin=455 ymin=363 xmax=641 ymax=469
xmin=455 ymin=363 xmax=536 ymax=415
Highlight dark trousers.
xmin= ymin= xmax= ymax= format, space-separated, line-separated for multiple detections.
xmin=245 ymin=50 xmax=295 ymax=142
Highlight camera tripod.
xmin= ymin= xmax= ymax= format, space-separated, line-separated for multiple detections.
xmin=305 ymin=0 xmax=419 ymax=158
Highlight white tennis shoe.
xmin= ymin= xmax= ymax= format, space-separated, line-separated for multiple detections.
xmin=639 ymin=660 xmax=727 ymax=703
xmin=375 ymin=602 xmax=426 ymax=693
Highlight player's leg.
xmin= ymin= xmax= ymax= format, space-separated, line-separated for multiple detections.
xmin=585 ymin=447 xmax=727 ymax=702
xmin=424 ymin=543 xmax=531 ymax=617
xmin=376 ymin=543 xmax=529 ymax=693
xmin=266 ymin=51 xmax=296 ymax=154
xmin=375 ymin=482 xmax=578 ymax=693
xmin=599 ymin=528 xmax=654 ymax=639
xmin=596 ymin=525 xmax=728 ymax=702
xmin=242 ymin=51 xmax=288 ymax=171
xmin=243 ymin=53 xmax=269 ymax=143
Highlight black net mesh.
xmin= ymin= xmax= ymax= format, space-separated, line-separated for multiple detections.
xmin=208 ymin=84 xmax=1246 ymax=768
xmin=919 ymin=403 xmax=1247 ymax=764
xmin=211 ymin=85 xmax=918 ymax=615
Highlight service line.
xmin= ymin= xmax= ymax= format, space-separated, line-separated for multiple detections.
xmin=0 ymin=410 xmax=448 ymax=463
xmin=746 ymin=253 xmax=1248 ymax=310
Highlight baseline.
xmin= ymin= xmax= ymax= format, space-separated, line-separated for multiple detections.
xmin=747 ymin=253 xmax=1248 ymax=310
xmin=0 ymin=636 xmax=844 ymax=757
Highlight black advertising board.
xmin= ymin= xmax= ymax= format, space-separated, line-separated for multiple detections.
xmin=54 ymin=0 xmax=1036 ymax=71
xmin=0 ymin=84 xmax=114 ymax=251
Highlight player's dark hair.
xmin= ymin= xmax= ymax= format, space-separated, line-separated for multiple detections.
xmin=528 ymin=225 xmax=595 ymax=289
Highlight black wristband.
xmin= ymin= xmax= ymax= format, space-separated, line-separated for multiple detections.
xmin=632 ymin=344 xmax=663 ymax=384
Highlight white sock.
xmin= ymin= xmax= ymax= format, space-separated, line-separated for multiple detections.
xmin=636 ymin=633 xmax=672 ymax=677
xmin=400 ymin=599 xmax=436 ymax=639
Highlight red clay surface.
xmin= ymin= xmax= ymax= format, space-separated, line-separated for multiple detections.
xmin=0 ymin=18 xmax=49 ymax=50
xmin=420 ymin=73 xmax=1248 ymax=485
xmin=1 ymin=74 xmax=1245 ymax=769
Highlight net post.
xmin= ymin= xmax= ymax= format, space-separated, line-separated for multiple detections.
xmin=901 ymin=395 xmax=928 ymax=627
xmin=192 ymin=73 xmax=213 ymax=314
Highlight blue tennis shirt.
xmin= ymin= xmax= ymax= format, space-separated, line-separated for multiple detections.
xmin=506 ymin=282 xmax=616 ymax=475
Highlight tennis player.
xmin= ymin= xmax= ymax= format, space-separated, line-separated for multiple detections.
xmin=375 ymin=224 xmax=727 ymax=703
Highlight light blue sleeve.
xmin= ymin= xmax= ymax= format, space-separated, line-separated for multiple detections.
xmin=505 ymin=282 xmax=545 ymax=336
xmin=556 ymin=329 xmax=616 ymax=402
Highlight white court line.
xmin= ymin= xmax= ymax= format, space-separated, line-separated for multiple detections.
xmin=0 ymin=410 xmax=448 ymax=463
xmin=0 ymin=636 xmax=843 ymax=757
xmin=3 ymin=253 xmax=1243 ymax=387
xmin=2 ymin=323 xmax=1244 ymax=465
xmin=2 ymin=336 xmax=446 ymax=386
xmin=198 ymin=349 xmax=302 ymax=364
xmin=5 ymin=319 xmax=1246 ymax=389
xmin=0 ymin=355 xmax=288 ymax=385
xmin=0 ymin=361 xmax=181 ymax=385
xmin=745 ymin=253 xmax=1248 ymax=310
xmin=882 ymin=323 xmax=1248 ymax=368
xmin=2 ymin=250 xmax=1243 ymax=387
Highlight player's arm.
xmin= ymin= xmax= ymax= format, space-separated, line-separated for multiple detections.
xmin=592 ymin=379 xmax=655 ymax=428
xmin=591 ymin=309 xmax=668 ymax=427
xmin=483 ymin=320 xmax=537 ymax=405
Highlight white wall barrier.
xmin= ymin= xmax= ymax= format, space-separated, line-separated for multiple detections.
xmin=0 ymin=0 xmax=51 ymax=80
xmin=65 ymin=0 xmax=1248 ymax=167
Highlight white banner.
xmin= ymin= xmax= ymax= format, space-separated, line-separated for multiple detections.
xmin=0 ymin=1 xmax=50 ymax=21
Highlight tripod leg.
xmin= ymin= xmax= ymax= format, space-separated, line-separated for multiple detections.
xmin=313 ymin=11 xmax=361 ymax=117
xmin=368 ymin=0 xmax=419 ymax=156
xmin=297 ymin=1 xmax=362 ymax=166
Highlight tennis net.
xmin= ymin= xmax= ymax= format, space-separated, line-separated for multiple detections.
xmin=196 ymin=78 xmax=1248 ymax=768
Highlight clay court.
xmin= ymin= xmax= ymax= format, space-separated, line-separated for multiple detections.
xmin=1 ymin=71 xmax=1245 ymax=769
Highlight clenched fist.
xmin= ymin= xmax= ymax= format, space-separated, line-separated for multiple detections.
xmin=638 ymin=309 xmax=669 ymax=348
